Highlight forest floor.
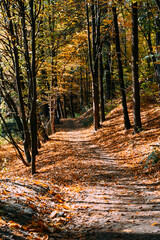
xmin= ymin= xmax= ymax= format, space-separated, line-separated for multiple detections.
xmin=0 ymin=100 xmax=160 ymax=239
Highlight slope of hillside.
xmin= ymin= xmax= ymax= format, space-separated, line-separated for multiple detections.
xmin=92 ymin=99 xmax=160 ymax=182
xmin=1 ymin=98 xmax=160 ymax=180
xmin=0 ymin=98 xmax=160 ymax=239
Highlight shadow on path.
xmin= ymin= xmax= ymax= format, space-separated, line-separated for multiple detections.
xmin=51 ymin=119 xmax=160 ymax=239
xmin=49 ymin=230 xmax=160 ymax=240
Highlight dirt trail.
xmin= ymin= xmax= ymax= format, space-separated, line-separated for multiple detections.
xmin=50 ymin=119 xmax=160 ymax=240
xmin=1 ymin=117 xmax=160 ymax=239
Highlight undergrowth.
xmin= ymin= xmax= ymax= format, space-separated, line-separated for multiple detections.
xmin=144 ymin=150 xmax=160 ymax=168
xmin=80 ymin=115 xmax=93 ymax=127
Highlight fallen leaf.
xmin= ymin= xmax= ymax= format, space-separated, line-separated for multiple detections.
xmin=50 ymin=210 xmax=57 ymax=218
xmin=151 ymin=222 xmax=158 ymax=226
xmin=9 ymin=222 xmax=21 ymax=229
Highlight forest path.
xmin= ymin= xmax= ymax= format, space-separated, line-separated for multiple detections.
xmin=50 ymin=119 xmax=160 ymax=240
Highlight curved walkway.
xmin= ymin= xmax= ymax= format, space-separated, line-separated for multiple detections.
xmin=50 ymin=121 xmax=160 ymax=240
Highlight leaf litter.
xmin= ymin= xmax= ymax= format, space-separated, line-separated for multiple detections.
xmin=0 ymin=100 xmax=160 ymax=239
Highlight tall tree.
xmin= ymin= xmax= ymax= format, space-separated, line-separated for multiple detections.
xmin=112 ymin=5 xmax=131 ymax=130
xmin=98 ymin=5 xmax=105 ymax=123
xmin=29 ymin=0 xmax=38 ymax=174
xmin=0 ymin=0 xmax=42 ymax=173
xmin=99 ymin=48 xmax=105 ymax=123
xmin=86 ymin=0 xmax=100 ymax=131
xmin=132 ymin=2 xmax=142 ymax=133
xmin=156 ymin=12 xmax=160 ymax=94
xmin=48 ymin=0 xmax=57 ymax=134
xmin=1 ymin=0 xmax=32 ymax=164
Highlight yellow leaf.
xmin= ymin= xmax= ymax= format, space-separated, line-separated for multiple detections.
xmin=151 ymin=222 xmax=158 ymax=226
xmin=9 ymin=222 xmax=21 ymax=229
xmin=63 ymin=205 xmax=70 ymax=210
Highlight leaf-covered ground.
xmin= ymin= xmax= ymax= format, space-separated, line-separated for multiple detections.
xmin=0 ymin=100 xmax=160 ymax=239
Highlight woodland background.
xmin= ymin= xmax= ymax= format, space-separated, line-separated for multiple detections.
xmin=0 ymin=0 xmax=160 ymax=174
xmin=0 ymin=1 xmax=160 ymax=239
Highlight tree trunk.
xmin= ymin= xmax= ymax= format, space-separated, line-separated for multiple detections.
xmin=70 ymin=91 xmax=75 ymax=118
xmin=80 ymin=67 xmax=84 ymax=111
xmin=104 ymin=39 xmax=112 ymax=100
xmin=37 ymin=114 xmax=49 ymax=143
xmin=2 ymin=0 xmax=31 ymax=163
xmin=85 ymin=60 xmax=90 ymax=107
xmin=50 ymin=98 xmax=56 ymax=134
xmin=86 ymin=0 xmax=100 ymax=131
xmin=155 ymin=1 xmax=160 ymax=90
xmin=56 ymin=97 xmax=61 ymax=119
xmin=156 ymin=15 xmax=160 ymax=94
xmin=146 ymin=4 xmax=152 ymax=81
xmin=132 ymin=2 xmax=142 ymax=133
xmin=57 ymin=97 xmax=64 ymax=119
xmin=48 ymin=0 xmax=57 ymax=134
xmin=99 ymin=49 xmax=105 ymax=123
xmin=29 ymin=0 xmax=38 ymax=174
xmin=92 ymin=1 xmax=100 ymax=130
xmin=105 ymin=61 xmax=111 ymax=100
xmin=63 ymin=94 xmax=67 ymax=118
xmin=19 ymin=0 xmax=32 ymax=101
xmin=112 ymin=6 xmax=131 ymax=130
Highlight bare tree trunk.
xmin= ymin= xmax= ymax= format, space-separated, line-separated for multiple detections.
xmin=37 ymin=114 xmax=49 ymax=143
xmin=85 ymin=61 xmax=90 ymax=107
xmin=80 ymin=67 xmax=84 ymax=111
xmin=48 ymin=0 xmax=57 ymax=134
xmin=85 ymin=0 xmax=100 ymax=131
xmin=57 ymin=97 xmax=64 ymax=119
xmin=63 ymin=94 xmax=67 ymax=118
xmin=19 ymin=0 xmax=32 ymax=103
xmin=70 ymin=91 xmax=75 ymax=118
xmin=105 ymin=39 xmax=112 ymax=100
xmin=2 ymin=0 xmax=31 ymax=163
xmin=99 ymin=49 xmax=105 ymax=123
xmin=156 ymin=15 xmax=160 ymax=94
xmin=105 ymin=61 xmax=111 ymax=100
xmin=112 ymin=6 xmax=131 ymax=130
xmin=50 ymin=98 xmax=56 ymax=133
xmin=132 ymin=2 xmax=142 ymax=133
xmin=29 ymin=0 xmax=38 ymax=174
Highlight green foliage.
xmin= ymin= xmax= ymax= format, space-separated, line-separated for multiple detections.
xmin=75 ymin=113 xmax=81 ymax=118
xmin=1 ymin=118 xmax=21 ymax=139
xmin=105 ymin=101 xmax=119 ymax=115
xmin=145 ymin=150 xmax=160 ymax=167
xmin=80 ymin=115 xmax=93 ymax=127
xmin=141 ymin=81 xmax=158 ymax=103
